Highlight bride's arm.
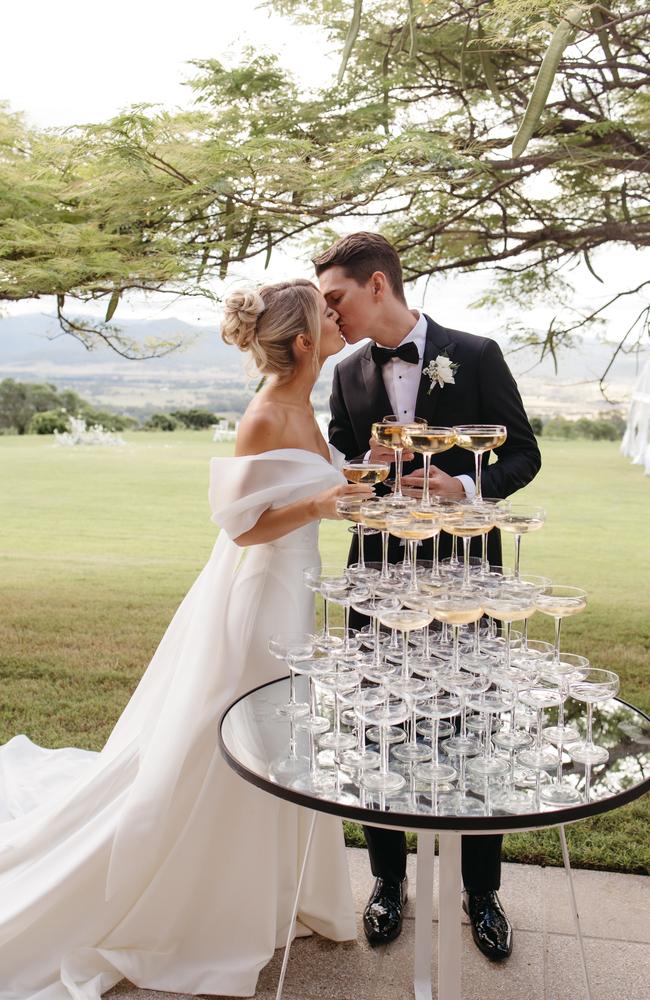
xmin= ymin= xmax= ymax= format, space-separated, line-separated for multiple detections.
xmin=232 ymin=409 xmax=371 ymax=546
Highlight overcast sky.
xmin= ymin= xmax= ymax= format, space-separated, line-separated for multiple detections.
xmin=2 ymin=1 xmax=648 ymax=363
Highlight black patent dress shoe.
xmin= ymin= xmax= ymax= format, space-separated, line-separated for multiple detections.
xmin=462 ymin=890 xmax=513 ymax=961
xmin=363 ymin=876 xmax=408 ymax=945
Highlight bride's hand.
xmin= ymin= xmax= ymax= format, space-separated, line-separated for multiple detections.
xmin=315 ymin=483 xmax=374 ymax=520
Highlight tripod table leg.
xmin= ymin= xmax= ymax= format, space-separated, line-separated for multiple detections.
xmin=559 ymin=824 xmax=593 ymax=1000
xmin=275 ymin=810 xmax=319 ymax=1000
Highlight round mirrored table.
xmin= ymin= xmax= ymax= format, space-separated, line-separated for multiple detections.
xmin=220 ymin=677 xmax=650 ymax=1000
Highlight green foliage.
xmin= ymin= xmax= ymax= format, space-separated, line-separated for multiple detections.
xmin=529 ymin=415 xmax=544 ymax=436
xmin=143 ymin=412 xmax=179 ymax=431
xmin=543 ymin=413 xmax=626 ymax=440
xmin=27 ymin=409 xmax=69 ymax=435
xmin=0 ymin=378 xmax=135 ymax=435
xmin=169 ymin=408 xmax=217 ymax=429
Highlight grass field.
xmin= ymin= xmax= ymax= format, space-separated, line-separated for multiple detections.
xmin=1 ymin=431 xmax=648 ymax=873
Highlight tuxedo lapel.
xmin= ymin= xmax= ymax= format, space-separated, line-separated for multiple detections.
xmin=360 ymin=349 xmax=393 ymax=421
xmin=414 ymin=317 xmax=458 ymax=423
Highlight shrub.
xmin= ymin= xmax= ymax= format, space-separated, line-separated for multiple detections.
xmin=143 ymin=413 xmax=178 ymax=431
xmin=169 ymin=408 xmax=217 ymax=429
xmin=28 ymin=409 xmax=70 ymax=434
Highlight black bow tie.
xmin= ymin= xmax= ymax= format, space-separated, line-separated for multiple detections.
xmin=371 ymin=342 xmax=420 ymax=366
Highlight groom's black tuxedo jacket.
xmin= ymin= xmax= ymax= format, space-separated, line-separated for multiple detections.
xmin=329 ymin=315 xmax=542 ymax=568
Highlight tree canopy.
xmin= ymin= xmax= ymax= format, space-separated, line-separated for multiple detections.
xmin=1 ymin=1 xmax=648 ymax=380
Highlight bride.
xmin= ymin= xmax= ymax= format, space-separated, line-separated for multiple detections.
xmin=0 ymin=279 xmax=372 ymax=999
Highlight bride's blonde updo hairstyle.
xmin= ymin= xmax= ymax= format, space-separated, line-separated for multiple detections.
xmin=221 ymin=279 xmax=321 ymax=382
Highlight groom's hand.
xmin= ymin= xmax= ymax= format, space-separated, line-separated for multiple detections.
xmin=402 ymin=467 xmax=465 ymax=499
xmin=368 ymin=442 xmax=414 ymax=463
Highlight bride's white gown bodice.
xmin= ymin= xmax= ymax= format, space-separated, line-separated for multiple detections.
xmin=0 ymin=448 xmax=356 ymax=999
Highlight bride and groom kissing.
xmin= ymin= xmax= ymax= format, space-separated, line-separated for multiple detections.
xmin=0 ymin=232 xmax=540 ymax=998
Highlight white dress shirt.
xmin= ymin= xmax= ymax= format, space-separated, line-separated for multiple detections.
xmin=371 ymin=311 xmax=475 ymax=499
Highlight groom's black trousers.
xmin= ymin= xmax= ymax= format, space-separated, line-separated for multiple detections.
xmin=350 ymin=527 xmax=503 ymax=894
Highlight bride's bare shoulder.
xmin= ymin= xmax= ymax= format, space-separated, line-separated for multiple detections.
xmin=235 ymin=399 xmax=288 ymax=457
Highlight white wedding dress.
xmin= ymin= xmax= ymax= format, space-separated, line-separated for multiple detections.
xmin=0 ymin=448 xmax=356 ymax=1000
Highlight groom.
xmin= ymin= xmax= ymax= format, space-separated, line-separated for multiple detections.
xmin=314 ymin=232 xmax=541 ymax=963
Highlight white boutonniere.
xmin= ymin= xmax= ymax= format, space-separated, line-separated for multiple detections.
xmin=423 ymin=354 xmax=459 ymax=393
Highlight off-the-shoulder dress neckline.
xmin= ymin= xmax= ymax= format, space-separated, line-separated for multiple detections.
xmin=230 ymin=447 xmax=333 ymax=465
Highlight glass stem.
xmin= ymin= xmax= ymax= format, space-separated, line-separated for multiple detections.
xmin=459 ymin=691 xmax=467 ymax=740
xmin=484 ymin=713 xmax=493 ymax=761
xmin=473 ymin=620 xmax=480 ymax=656
xmin=431 ymin=531 xmax=441 ymax=580
xmin=358 ymin=523 xmax=366 ymax=570
xmin=536 ymin=707 xmax=544 ymax=752
xmin=481 ymin=531 xmax=489 ymax=575
xmin=474 ymin=450 xmax=484 ymax=502
xmin=514 ymin=533 xmax=522 ymax=579
xmin=289 ymin=717 xmax=297 ymax=759
xmin=309 ymin=728 xmax=316 ymax=774
xmin=422 ymin=452 xmax=431 ymax=505
xmin=586 ymin=702 xmax=594 ymax=750
xmin=409 ymin=539 xmax=418 ymax=591
xmin=394 ymin=447 xmax=404 ymax=497
xmin=402 ymin=629 xmax=410 ymax=680
xmin=323 ymin=598 xmax=330 ymax=638
xmin=451 ymin=534 xmax=458 ymax=565
xmin=554 ymin=616 xmax=562 ymax=662
xmin=344 ymin=604 xmax=350 ymax=652
xmin=452 ymin=624 xmax=460 ymax=672
xmin=504 ymin=620 xmax=512 ymax=671
xmin=380 ymin=723 xmax=389 ymax=775
xmin=288 ymin=664 xmax=296 ymax=706
xmin=381 ymin=530 xmax=390 ymax=579
xmin=462 ymin=535 xmax=471 ymax=589
xmin=333 ymin=690 xmax=341 ymax=738
xmin=432 ymin=717 xmax=439 ymax=765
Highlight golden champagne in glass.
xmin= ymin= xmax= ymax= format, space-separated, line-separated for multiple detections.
xmin=453 ymin=424 xmax=507 ymax=502
xmin=401 ymin=425 xmax=456 ymax=506
xmin=371 ymin=415 xmax=426 ymax=503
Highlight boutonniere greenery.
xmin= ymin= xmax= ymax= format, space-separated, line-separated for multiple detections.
xmin=423 ymin=354 xmax=460 ymax=393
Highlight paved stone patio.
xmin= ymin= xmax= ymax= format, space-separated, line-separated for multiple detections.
xmin=107 ymin=848 xmax=649 ymax=1000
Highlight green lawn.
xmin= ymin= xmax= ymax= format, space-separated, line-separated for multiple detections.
xmin=1 ymin=432 xmax=648 ymax=872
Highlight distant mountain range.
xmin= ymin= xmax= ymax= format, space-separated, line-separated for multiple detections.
xmin=1 ymin=312 xmax=647 ymax=418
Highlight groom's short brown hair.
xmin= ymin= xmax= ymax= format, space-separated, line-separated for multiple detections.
xmin=313 ymin=232 xmax=406 ymax=304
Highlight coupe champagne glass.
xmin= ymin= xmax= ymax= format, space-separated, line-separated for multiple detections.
xmin=517 ymin=687 xmax=563 ymax=770
xmin=336 ymin=496 xmax=369 ymax=574
xmin=316 ymin=663 xmax=359 ymax=752
xmin=473 ymin=497 xmax=509 ymax=576
xmin=413 ymin=694 xmax=461 ymax=783
xmin=371 ymin=415 xmax=426 ymax=502
xmin=495 ymin=504 xmax=546 ymax=579
xmin=338 ymin=687 xmax=384 ymax=770
xmin=534 ymin=585 xmax=587 ymax=663
xmin=446 ymin=506 xmax=496 ymax=591
xmin=358 ymin=696 xmax=410 ymax=794
xmin=386 ymin=515 xmax=437 ymax=595
xmin=440 ymin=669 xmax=490 ymax=757
xmin=429 ymin=593 xmax=484 ymax=673
xmin=360 ymin=500 xmax=394 ymax=581
xmin=376 ymin=606 xmax=434 ymax=681
xmin=491 ymin=660 xmax=538 ymax=750
xmin=481 ymin=587 xmax=538 ymax=672
xmin=389 ymin=680 xmax=430 ymax=763
xmin=540 ymin=651 xmax=589 ymax=745
xmin=320 ymin=577 xmax=370 ymax=655
xmin=341 ymin=458 xmax=391 ymax=487
xmin=568 ymin=668 xmax=620 ymax=765
xmin=465 ymin=690 xmax=513 ymax=777
xmin=303 ymin=565 xmax=346 ymax=649
xmin=268 ymin=633 xmax=313 ymax=718
xmin=453 ymin=424 xmax=507 ymax=502
xmin=401 ymin=425 xmax=456 ymax=506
